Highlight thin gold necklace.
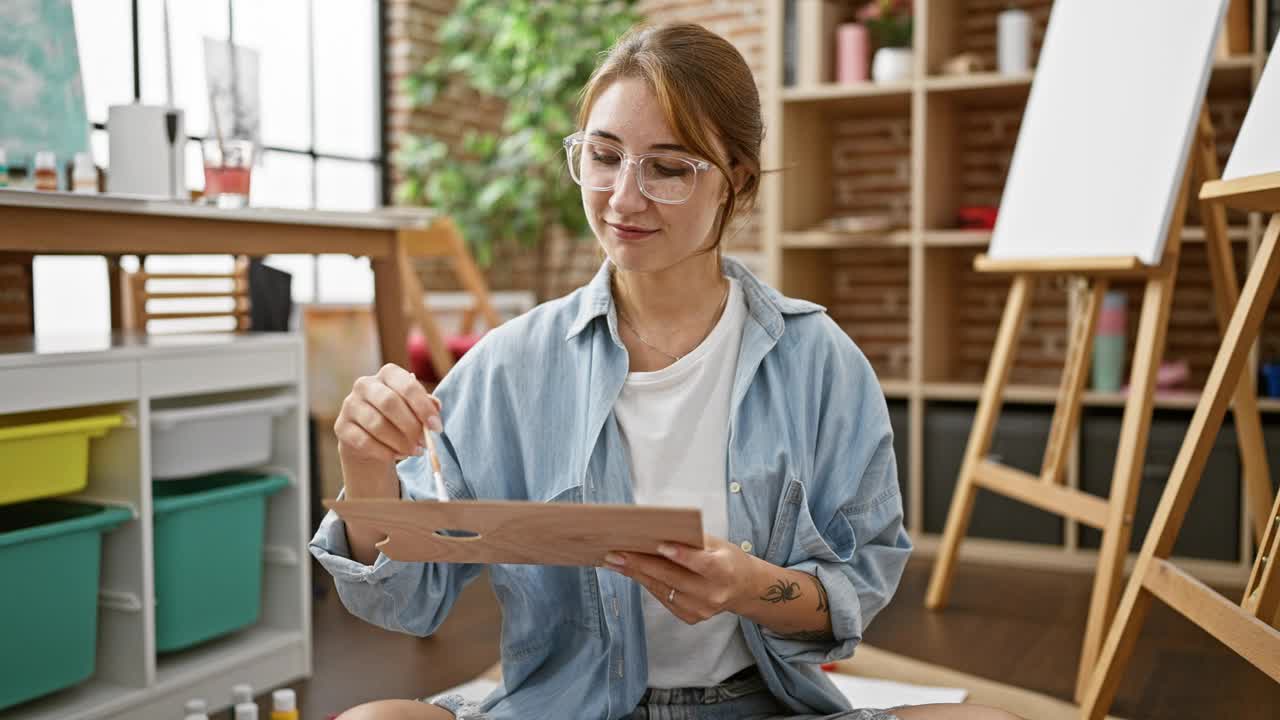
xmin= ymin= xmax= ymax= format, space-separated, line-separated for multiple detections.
xmin=617 ymin=280 xmax=730 ymax=363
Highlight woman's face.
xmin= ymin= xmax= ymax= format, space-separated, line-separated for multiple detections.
xmin=579 ymin=77 xmax=729 ymax=274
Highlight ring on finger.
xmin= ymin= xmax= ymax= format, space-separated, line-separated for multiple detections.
xmin=667 ymin=587 xmax=676 ymax=604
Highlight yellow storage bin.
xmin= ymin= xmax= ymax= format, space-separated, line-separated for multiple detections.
xmin=0 ymin=412 xmax=123 ymax=506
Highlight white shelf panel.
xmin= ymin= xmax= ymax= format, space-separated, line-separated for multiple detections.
xmin=153 ymin=627 xmax=304 ymax=691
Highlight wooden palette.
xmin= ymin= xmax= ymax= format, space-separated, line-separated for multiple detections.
xmin=323 ymin=498 xmax=704 ymax=566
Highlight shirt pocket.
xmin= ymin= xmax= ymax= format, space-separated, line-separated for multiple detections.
xmin=763 ymin=477 xmax=856 ymax=568
xmin=490 ymin=482 xmax=604 ymax=656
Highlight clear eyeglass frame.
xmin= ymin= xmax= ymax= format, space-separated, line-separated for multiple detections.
xmin=562 ymin=131 xmax=714 ymax=205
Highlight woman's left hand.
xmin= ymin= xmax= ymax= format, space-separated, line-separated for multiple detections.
xmin=603 ymin=535 xmax=758 ymax=625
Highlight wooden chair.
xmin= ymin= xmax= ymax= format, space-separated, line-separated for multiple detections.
xmin=117 ymin=215 xmax=501 ymax=383
xmin=121 ymin=256 xmax=251 ymax=334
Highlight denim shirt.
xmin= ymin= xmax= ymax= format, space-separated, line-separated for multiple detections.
xmin=310 ymin=257 xmax=912 ymax=719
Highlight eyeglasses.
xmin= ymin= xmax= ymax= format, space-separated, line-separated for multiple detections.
xmin=562 ymin=132 xmax=713 ymax=205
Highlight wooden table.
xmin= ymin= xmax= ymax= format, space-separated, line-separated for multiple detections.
xmin=0 ymin=188 xmax=497 ymax=370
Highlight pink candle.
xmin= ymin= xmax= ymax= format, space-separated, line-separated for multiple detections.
xmin=836 ymin=23 xmax=870 ymax=84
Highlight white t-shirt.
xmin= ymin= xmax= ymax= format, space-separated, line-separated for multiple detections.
xmin=613 ymin=277 xmax=755 ymax=688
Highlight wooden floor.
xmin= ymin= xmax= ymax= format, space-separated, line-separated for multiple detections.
xmin=237 ymin=557 xmax=1276 ymax=719
xmin=863 ymin=559 xmax=1280 ymax=720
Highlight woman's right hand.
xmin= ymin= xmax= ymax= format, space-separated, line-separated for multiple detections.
xmin=334 ymin=363 xmax=443 ymax=474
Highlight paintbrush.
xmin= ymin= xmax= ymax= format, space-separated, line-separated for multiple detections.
xmin=422 ymin=425 xmax=449 ymax=502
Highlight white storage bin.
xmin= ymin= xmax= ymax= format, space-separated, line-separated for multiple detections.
xmin=151 ymin=395 xmax=296 ymax=479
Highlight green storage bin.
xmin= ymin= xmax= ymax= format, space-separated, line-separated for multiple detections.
xmin=0 ymin=412 xmax=123 ymax=505
xmin=0 ymin=501 xmax=131 ymax=710
xmin=153 ymin=472 xmax=288 ymax=653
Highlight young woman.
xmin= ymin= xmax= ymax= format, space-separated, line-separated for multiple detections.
xmin=314 ymin=22 xmax=1019 ymax=720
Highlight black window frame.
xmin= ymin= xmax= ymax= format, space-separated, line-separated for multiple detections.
xmin=90 ymin=0 xmax=388 ymax=208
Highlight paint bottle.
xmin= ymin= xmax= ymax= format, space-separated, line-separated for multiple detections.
xmin=72 ymin=152 xmax=98 ymax=193
xmin=183 ymin=715 xmax=209 ymax=720
xmin=33 ymin=151 xmax=58 ymax=191
xmin=271 ymin=689 xmax=299 ymax=720
xmin=232 ymin=683 xmax=254 ymax=706
xmin=1092 ymin=291 xmax=1127 ymax=392
xmin=234 ymin=702 xmax=259 ymax=720
xmin=183 ymin=698 xmax=208 ymax=716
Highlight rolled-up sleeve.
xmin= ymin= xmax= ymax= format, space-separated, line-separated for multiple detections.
xmin=760 ymin=329 xmax=912 ymax=664
xmin=309 ymin=446 xmax=483 ymax=637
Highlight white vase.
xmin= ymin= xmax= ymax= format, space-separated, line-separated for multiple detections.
xmin=997 ymin=7 xmax=1032 ymax=75
xmin=871 ymin=47 xmax=914 ymax=84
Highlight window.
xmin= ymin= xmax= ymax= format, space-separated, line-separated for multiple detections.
xmin=39 ymin=0 xmax=384 ymax=335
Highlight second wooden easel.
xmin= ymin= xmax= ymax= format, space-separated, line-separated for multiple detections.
xmin=1078 ymin=176 xmax=1280 ymax=720
xmin=1079 ymin=40 xmax=1280 ymax=719
xmin=924 ymin=107 xmax=1273 ymax=699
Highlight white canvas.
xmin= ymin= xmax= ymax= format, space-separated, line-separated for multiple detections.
xmin=1224 ymin=38 xmax=1280 ymax=180
xmin=988 ymin=1 xmax=1228 ymax=266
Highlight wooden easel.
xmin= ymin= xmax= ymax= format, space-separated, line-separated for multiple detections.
xmin=1078 ymin=97 xmax=1280 ymax=720
xmin=924 ymin=108 xmax=1272 ymax=700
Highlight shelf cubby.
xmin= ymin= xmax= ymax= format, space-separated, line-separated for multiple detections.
xmin=922 ymin=245 xmax=1067 ymax=387
xmin=780 ymin=97 xmax=913 ymax=235
xmin=1100 ymin=242 xmax=1249 ymax=393
xmin=923 ymin=401 xmax=1064 ymax=546
xmin=923 ymin=1 xmax=1052 ymax=79
xmin=920 ymin=83 xmax=1026 ymax=232
xmin=783 ymin=245 xmax=911 ymax=382
xmin=1078 ymin=408 xmax=1241 ymax=562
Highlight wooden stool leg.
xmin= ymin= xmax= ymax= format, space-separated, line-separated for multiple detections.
xmin=0 ymin=252 xmax=35 ymax=336
xmin=1081 ymin=214 xmax=1280 ymax=720
xmin=925 ymin=274 xmax=1032 ymax=610
xmin=106 ymin=255 xmax=125 ymax=332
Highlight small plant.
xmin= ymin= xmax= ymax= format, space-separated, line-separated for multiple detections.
xmin=857 ymin=0 xmax=913 ymax=49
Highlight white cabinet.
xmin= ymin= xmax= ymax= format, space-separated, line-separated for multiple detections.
xmin=0 ymin=333 xmax=311 ymax=720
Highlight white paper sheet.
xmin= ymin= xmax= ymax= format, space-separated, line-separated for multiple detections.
xmin=825 ymin=672 xmax=968 ymax=709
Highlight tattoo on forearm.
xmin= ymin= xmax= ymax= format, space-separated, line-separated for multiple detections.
xmin=774 ymin=629 xmax=833 ymax=641
xmin=760 ymin=578 xmax=803 ymax=604
xmin=809 ymin=573 xmax=829 ymax=613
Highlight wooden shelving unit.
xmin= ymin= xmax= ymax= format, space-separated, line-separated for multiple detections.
xmin=762 ymin=0 xmax=1275 ymax=587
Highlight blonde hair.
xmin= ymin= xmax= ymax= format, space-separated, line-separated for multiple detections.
xmin=578 ymin=22 xmax=764 ymax=251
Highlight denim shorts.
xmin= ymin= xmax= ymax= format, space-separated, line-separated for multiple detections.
xmin=430 ymin=666 xmax=902 ymax=720
xmin=623 ymin=666 xmax=902 ymax=720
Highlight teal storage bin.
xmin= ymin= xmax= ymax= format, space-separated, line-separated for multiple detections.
xmin=0 ymin=501 xmax=131 ymax=710
xmin=152 ymin=472 xmax=288 ymax=653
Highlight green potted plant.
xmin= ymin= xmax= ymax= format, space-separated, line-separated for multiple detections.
xmin=396 ymin=0 xmax=639 ymax=276
xmin=858 ymin=0 xmax=914 ymax=83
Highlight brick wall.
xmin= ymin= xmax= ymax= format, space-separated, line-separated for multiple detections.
xmin=384 ymin=0 xmax=766 ymax=302
xmin=639 ymin=0 xmax=766 ymax=270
